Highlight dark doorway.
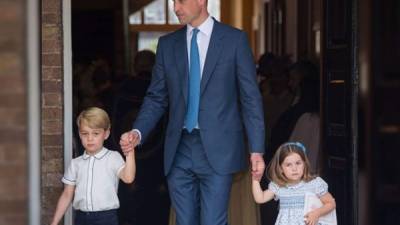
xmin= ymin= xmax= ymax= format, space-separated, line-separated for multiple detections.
xmin=71 ymin=1 xmax=171 ymax=225
xmin=370 ymin=0 xmax=400 ymax=224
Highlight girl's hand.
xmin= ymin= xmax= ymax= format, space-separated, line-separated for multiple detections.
xmin=304 ymin=210 xmax=320 ymax=225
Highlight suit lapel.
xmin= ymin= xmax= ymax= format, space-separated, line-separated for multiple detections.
xmin=174 ymin=27 xmax=189 ymax=104
xmin=200 ymin=21 xmax=224 ymax=96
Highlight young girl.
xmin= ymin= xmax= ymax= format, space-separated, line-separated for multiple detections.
xmin=252 ymin=142 xmax=336 ymax=225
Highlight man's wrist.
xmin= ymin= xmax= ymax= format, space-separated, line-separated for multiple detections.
xmin=132 ymin=129 xmax=142 ymax=144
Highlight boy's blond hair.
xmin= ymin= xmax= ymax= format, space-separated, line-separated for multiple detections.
xmin=267 ymin=142 xmax=315 ymax=187
xmin=77 ymin=107 xmax=111 ymax=130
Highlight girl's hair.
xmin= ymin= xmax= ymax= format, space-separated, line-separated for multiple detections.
xmin=77 ymin=107 xmax=111 ymax=130
xmin=267 ymin=142 xmax=315 ymax=186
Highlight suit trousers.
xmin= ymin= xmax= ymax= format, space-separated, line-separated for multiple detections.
xmin=167 ymin=129 xmax=233 ymax=225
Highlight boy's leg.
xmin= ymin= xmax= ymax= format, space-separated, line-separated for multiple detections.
xmin=94 ymin=209 xmax=118 ymax=225
xmin=74 ymin=211 xmax=85 ymax=225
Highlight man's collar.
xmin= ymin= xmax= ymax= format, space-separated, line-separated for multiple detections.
xmin=187 ymin=16 xmax=214 ymax=37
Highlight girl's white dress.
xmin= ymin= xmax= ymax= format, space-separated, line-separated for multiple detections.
xmin=269 ymin=177 xmax=328 ymax=225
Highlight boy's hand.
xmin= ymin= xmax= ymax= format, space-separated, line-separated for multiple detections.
xmin=120 ymin=131 xmax=140 ymax=155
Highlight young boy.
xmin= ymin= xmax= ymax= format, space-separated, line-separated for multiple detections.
xmin=50 ymin=107 xmax=136 ymax=225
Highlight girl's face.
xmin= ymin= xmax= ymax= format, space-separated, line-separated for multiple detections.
xmin=281 ymin=153 xmax=305 ymax=183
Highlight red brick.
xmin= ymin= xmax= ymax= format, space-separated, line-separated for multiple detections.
xmin=42 ymin=134 xmax=63 ymax=146
xmin=43 ymin=120 xmax=62 ymax=134
xmin=42 ymin=13 xmax=61 ymax=25
xmin=0 ymin=36 xmax=21 ymax=53
xmin=0 ymin=108 xmax=26 ymax=128
xmin=43 ymin=80 xmax=62 ymax=93
xmin=42 ymin=172 xmax=63 ymax=187
xmin=0 ymin=93 xmax=25 ymax=107
xmin=42 ymin=26 xmax=61 ymax=40
xmin=0 ymin=164 xmax=26 ymax=181
xmin=0 ymin=1 xmax=22 ymax=22
xmin=42 ymin=146 xmax=63 ymax=160
xmin=42 ymin=67 xmax=62 ymax=80
xmin=42 ymin=0 xmax=61 ymax=13
xmin=0 ymin=200 xmax=27 ymax=214
xmin=42 ymin=186 xmax=63 ymax=208
xmin=42 ymin=93 xmax=62 ymax=107
xmin=42 ymin=39 xmax=62 ymax=52
xmin=0 ymin=144 xmax=26 ymax=163
xmin=0 ymin=178 xmax=27 ymax=201
xmin=42 ymin=53 xmax=62 ymax=66
xmin=40 ymin=0 xmax=64 ymax=222
xmin=42 ymin=158 xmax=63 ymax=173
xmin=0 ymin=53 xmax=21 ymax=76
xmin=0 ymin=215 xmax=27 ymax=225
xmin=0 ymin=76 xmax=24 ymax=94
xmin=42 ymin=107 xmax=62 ymax=120
xmin=0 ymin=129 xmax=26 ymax=144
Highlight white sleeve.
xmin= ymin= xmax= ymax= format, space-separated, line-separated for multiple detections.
xmin=62 ymin=160 xmax=76 ymax=185
xmin=314 ymin=177 xmax=329 ymax=197
xmin=268 ymin=182 xmax=280 ymax=200
xmin=109 ymin=151 xmax=126 ymax=176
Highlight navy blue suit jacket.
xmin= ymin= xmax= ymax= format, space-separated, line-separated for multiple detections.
xmin=133 ymin=20 xmax=265 ymax=175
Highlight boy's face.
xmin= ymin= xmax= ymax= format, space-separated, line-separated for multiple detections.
xmin=78 ymin=123 xmax=110 ymax=154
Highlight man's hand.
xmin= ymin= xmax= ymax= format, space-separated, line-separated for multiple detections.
xmin=120 ymin=130 xmax=140 ymax=155
xmin=250 ymin=153 xmax=265 ymax=181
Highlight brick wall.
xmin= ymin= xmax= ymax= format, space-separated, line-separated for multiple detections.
xmin=0 ymin=0 xmax=28 ymax=224
xmin=41 ymin=0 xmax=64 ymax=224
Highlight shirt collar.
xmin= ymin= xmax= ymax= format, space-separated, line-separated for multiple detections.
xmin=187 ymin=16 xmax=214 ymax=37
xmin=286 ymin=180 xmax=305 ymax=189
xmin=82 ymin=147 xmax=108 ymax=160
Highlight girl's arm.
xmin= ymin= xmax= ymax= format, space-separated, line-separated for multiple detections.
xmin=252 ymin=180 xmax=275 ymax=203
xmin=119 ymin=150 xmax=136 ymax=183
xmin=50 ymin=185 xmax=75 ymax=225
xmin=304 ymin=192 xmax=336 ymax=225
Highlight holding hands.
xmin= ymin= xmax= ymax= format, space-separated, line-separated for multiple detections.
xmin=250 ymin=153 xmax=265 ymax=181
xmin=120 ymin=130 xmax=140 ymax=155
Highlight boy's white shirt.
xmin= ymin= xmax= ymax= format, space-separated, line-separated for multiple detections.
xmin=62 ymin=147 xmax=125 ymax=212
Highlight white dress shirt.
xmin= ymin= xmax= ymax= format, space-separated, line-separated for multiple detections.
xmin=186 ymin=16 xmax=214 ymax=77
xmin=62 ymin=147 xmax=125 ymax=212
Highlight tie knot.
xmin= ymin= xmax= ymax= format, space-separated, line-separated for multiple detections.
xmin=192 ymin=28 xmax=200 ymax=36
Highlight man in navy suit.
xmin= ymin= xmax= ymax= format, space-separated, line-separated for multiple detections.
xmin=120 ymin=0 xmax=265 ymax=224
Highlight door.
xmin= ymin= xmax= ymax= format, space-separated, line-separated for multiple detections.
xmin=321 ymin=0 xmax=358 ymax=225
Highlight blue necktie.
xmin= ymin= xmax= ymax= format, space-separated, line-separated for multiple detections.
xmin=185 ymin=28 xmax=200 ymax=132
